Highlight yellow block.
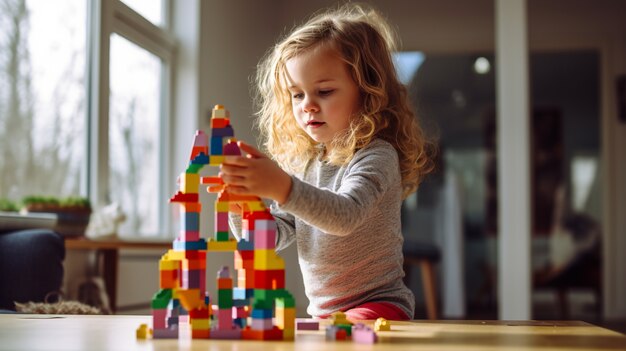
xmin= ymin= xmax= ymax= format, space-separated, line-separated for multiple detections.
xmin=159 ymin=257 xmax=179 ymax=270
xmin=215 ymin=201 xmax=229 ymax=213
xmin=190 ymin=318 xmax=210 ymax=329
xmin=254 ymin=249 xmax=285 ymax=270
xmin=207 ymin=239 xmax=237 ymax=252
xmin=276 ymin=307 xmax=296 ymax=329
xmin=180 ymin=173 xmax=199 ymax=193
xmin=166 ymin=249 xmax=191 ymax=261
xmin=210 ymin=156 xmax=225 ymax=166
xmin=212 ymin=105 xmax=230 ymax=118
xmin=283 ymin=328 xmax=294 ymax=340
xmin=242 ymin=201 xmax=265 ymax=212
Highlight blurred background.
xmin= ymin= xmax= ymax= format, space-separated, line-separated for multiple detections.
xmin=0 ymin=0 xmax=624 ymax=332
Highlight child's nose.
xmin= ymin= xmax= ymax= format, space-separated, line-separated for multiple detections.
xmin=302 ymin=98 xmax=319 ymax=113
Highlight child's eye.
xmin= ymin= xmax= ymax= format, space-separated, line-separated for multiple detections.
xmin=292 ymin=93 xmax=304 ymax=100
xmin=319 ymin=89 xmax=334 ymax=96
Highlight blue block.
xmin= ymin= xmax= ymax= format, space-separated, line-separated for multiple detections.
xmin=233 ymin=288 xmax=254 ymax=300
xmin=234 ymin=317 xmax=246 ymax=328
xmin=173 ymin=239 xmax=207 ymax=251
xmin=232 ymin=298 xmax=250 ymax=307
xmin=167 ymin=316 xmax=179 ymax=327
xmin=212 ymin=125 xmax=234 ymax=137
xmin=182 ymin=212 xmax=199 ymax=232
xmin=251 ymin=308 xmax=273 ymax=319
xmin=210 ymin=136 xmax=223 ymax=155
xmin=191 ymin=152 xmax=209 ymax=165
xmin=237 ymin=239 xmax=254 ymax=251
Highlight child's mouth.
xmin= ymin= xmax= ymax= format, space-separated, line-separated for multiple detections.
xmin=307 ymin=121 xmax=325 ymax=128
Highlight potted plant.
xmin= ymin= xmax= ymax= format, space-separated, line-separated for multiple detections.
xmin=21 ymin=196 xmax=92 ymax=237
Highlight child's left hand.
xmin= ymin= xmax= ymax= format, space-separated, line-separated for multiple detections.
xmin=220 ymin=141 xmax=293 ymax=204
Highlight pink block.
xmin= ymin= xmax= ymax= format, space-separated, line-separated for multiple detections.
xmin=218 ymin=309 xmax=232 ymax=330
xmin=153 ymin=309 xmax=167 ymax=329
xmin=232 ymin=306 xmax=247 ymax=319
xmin=193 ymin=130 xmax=208 ymax=147
xmin=179 ymin=230 xmax=200 ymax=241
xmin=296 ymin=319 xmax=319 ymax=330
xmin=210 ymin=328 xmax=242 ymax=339
xmin=352 ymin=324 xmax=378 ymax=344
xmin=243 ymin=229 xmax=253 ymax=241
xmin=215 ymin=212 xmax=229 ymax=232
xmin=254 ymin=219 xmax=276 ymax=231
xmin=254 ymin=229 xmax=276 ymax=249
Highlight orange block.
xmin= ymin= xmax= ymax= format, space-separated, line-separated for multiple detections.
xmin=182 ymin=202 xmax=202 ymax=212
xmin=160 ymin=270 xmax=178 ymax=289
xmin=191 ymin=329 xmax=210 ymax=339
xmin=217 ymin=278 xmax=233 ymax=289
xmin=211 ymin=118 xmax=230 ymax=129
xmin=200 ymin=176 xmax=223 ymax=185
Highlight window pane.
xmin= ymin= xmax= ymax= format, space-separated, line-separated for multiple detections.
xmin=0 ymin=0 xmax=86 ymax=201
xmin=120 ymin=0 xmax=163 ymax=26
xmin=109 ymin=33 xmax=161 ymax=237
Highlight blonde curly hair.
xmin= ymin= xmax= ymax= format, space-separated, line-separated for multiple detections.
xmin=255 ymin=3 xmax=433 ymax=198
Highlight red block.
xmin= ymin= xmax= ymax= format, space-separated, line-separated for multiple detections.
xmin=170 ymin=191 xmax=199 ymax=203
xmin=254 ymin=269 xmax=285 ymax=289
xmin=242 ymin=326 xmax=283 ymax=340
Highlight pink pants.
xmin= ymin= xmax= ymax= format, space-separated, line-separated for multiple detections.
xmin=322 ymin=301 xmax=410 ymax=321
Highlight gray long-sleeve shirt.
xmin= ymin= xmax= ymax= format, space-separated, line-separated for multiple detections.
xmin=229 ymin=138 xmax=414 ymax=318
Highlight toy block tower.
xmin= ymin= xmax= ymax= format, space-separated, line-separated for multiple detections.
xmin=144 ymin=105 xmax=295 ymax=342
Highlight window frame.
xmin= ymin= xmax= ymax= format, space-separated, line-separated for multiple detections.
xmin=87 ymin=0 xmax=175 ymax=237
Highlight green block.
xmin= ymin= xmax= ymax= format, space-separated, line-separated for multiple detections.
xmin=151 ymin=289 xmax=172 ymax=309
xmin=218 ymin=289 xmax=233 ymax=308
xmin=275 ymin=293 xmax=295 ymax=308
xmin=254 ymin=289 xmax=290 ymax=302
xmin=186 ymin=163 xmax=203 ymax=173
xmin=253 ymin=299 xmax=273 ymax=310
xmin=216 ymin=231 xmax=230 ymax=241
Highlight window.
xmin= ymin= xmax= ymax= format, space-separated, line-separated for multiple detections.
xmin=120 ymin=0 xmax=164 ymax=26
xmin=0 ymin=0 xmax=175 ymax=238
xmin=0 ymin=0 xmax=86 ymax=200
xmin=108 ymin=34 xmax=162 ymax=236
xmin=90 ymin=0 xmax=175 ymax=237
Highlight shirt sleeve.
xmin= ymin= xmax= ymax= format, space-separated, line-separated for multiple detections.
xmin=269 ymin=202 xmax=296 ymax=252
xmin=277 ymin=142 xmax=400 ymax=236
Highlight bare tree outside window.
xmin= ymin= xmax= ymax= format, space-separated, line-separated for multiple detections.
xmin=0 ymin=0 xmax=85 ymax=201
xmin=109 ymin=33 xmax=160 ymax=237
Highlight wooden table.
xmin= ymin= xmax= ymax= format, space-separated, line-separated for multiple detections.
xmin=64 ymin=238 xmax=171 ymax=312
xmin=0 ymin=314 xmax=624 ymax=351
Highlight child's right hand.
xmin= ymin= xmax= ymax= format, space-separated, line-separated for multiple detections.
xmin=220 ymin=141 xmax=293 ymax=205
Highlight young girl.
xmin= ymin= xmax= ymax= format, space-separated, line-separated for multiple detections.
xmin=221 ymin=4 xmax=432 ymax=321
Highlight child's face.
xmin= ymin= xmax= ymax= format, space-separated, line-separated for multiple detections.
xmin=285 ymin=44 xmax=360 ymax=152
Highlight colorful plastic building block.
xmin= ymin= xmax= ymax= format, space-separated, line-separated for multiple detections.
xmin=296 ymin=319 xmax=320 ymax=330
xmin=352 ymin=323 xmax=378 ymax=344
xmin=144 ymin=105 xmax=294 ymax=342
xmin=136 ymin=323 xmax=153 ymax=339
xmin=374 ymin=317 xmax=391 ymax=331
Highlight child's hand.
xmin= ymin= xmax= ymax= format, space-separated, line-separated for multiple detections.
xmin=220 ymin=141 xmax=293 ymax=204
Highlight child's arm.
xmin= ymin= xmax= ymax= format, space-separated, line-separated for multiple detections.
xmin=222 ymin=140 xmax=400 ymax=236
